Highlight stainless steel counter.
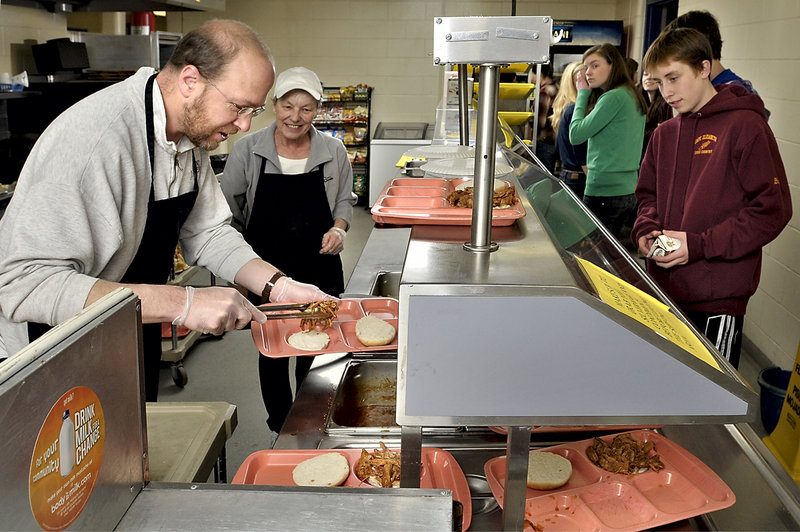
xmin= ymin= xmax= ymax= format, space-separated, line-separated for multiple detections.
xmin=277 ymin=220 xmax=800 ymax=531
xmin=341 ymin=226 xmax=411 ymax=297
xmin=116 ymin=482 xmax=454 ymax=531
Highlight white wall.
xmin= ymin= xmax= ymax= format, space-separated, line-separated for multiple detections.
xmin=0 ymin=5 xmax=68 ymax=75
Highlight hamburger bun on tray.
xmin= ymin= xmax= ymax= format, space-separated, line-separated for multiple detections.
xmin=287 ymin=330 xmax=330 ymax=351
xmin=527 ymin=451 xmax=573 ymax=490
xmin=292 ymin=452 xmax=350 ymax=487
xmin=355 ymin=315 xmax=396 ymax=346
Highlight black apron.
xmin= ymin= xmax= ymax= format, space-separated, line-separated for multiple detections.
xmin=29 ymin=73 xmax=199 ymax=402
xmin=244 ymin=162 xmax=344 ymax=432
xmin=244 ymin=163 xmax=343 ymax=296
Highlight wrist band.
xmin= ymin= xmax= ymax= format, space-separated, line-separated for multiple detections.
xmin=261 ymin=270 xmax=286 ymax=304
xmin=172 ymin=286 xmax=195 ymax=326
xmin=331 ymin=227 xmax=347 ymax=240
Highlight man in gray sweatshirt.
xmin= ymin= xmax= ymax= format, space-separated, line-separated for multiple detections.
xmin=0 ymin=20 xmax=329 ymax=400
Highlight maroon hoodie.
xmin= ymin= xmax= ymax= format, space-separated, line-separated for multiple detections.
xmin=633 ymin=84 xmax=792 ymax=315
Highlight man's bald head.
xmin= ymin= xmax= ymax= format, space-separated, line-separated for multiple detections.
xmin=165 ymin=19 xmax=274 ymax=82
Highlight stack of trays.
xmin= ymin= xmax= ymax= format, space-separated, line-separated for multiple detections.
xmin=371 ymin=177 xmax=525 ymax=226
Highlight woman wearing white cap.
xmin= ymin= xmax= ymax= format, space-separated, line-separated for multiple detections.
xmin=221 ymin=67 xmax=357 ymax=440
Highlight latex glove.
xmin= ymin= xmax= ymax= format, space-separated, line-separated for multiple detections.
xmin=320 ymin=227 xmax=346 ymax=255
xmin=270 ymin=276 xmax=338 ymax=303
xmin=175 ymin=286 xmax=266 ymax=336
xmin=637 ymin=229 xmax=662 ymax=257
xmin=650 ymin=230 xmax=689 ymax=269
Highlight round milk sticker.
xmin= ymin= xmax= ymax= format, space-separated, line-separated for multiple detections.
xmin=29 ymin=386 xmax=105 ymax=531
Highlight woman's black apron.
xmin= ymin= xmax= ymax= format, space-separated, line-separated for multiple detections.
xmin=29 ymin=73 xmax=199 ymax=402
xmin=244 ymin=161 xmax=344 ymax=432
xmin=245 ymin=162 xmax=343 ymax=296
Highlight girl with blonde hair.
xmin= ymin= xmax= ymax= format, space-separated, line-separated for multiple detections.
xmin=550 ymin=61 xmax=588 ymax=198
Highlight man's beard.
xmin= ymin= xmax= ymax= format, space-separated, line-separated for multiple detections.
xmin=182 ymin=88 xmax=228 ymax=151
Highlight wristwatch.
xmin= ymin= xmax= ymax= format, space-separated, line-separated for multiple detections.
xmin=261 ymin=271 xmax=286 ymax=303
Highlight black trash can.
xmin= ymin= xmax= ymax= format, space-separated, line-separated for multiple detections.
xmin=758 ymin=367 xmax=791 ymax=434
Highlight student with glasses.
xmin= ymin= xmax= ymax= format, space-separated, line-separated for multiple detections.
xmin=0 ymin=20 xmax=332 ymax=401
xmin=221 ymin=67 xmax=357 ymax=442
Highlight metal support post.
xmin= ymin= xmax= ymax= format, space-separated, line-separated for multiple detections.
xmin=400 ymin=425 xmax=423 ymax=488
xmin=464 ymin=63 xmax=500 ymax=253
xmin=457 ymin=65 xmax=471 ymax=146
xmin=503 ymin=425 xmax=532 ymax=531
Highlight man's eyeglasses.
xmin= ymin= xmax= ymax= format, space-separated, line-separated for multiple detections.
xmin=204 ymin=77 xmax=266 ymax=118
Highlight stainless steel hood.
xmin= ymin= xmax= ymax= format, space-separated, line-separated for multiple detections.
xmin=5 ymin=0 xmax=224 ymax=13
xmin=395 ymin=152 xmax=758 ymax=427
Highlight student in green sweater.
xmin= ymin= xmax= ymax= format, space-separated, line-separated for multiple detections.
xmin=569 ymin=43 xmax=647 ymax=243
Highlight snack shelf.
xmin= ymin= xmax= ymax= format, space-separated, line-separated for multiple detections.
xmin=314 ymin=119 xmax=368 ymax=126
xmin=313 ymin=86 xmax=372 ymax=203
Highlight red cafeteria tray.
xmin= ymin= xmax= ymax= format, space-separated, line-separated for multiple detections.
xmin=251 ymin=298 xmax=398 ymax=358
xmin=484 ymin=430 xmax=734 ymax=532
xmin=370 ymin=177 xmax=525 ymax=226
xmin=232 ymin=447 xmax=473 ymax=531
xmin=160 ymin=322 xmax=191 ymax=339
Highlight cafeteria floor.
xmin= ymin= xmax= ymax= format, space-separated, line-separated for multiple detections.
xmin=156 ymin=206 xmax=770 ymax=482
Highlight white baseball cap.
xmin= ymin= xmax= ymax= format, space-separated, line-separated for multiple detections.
xmin=274 ymin=67 xmax=323 ymax=101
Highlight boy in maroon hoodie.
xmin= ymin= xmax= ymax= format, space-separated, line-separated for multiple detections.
xmin=632 ymin=28 xmax=792 ymax=368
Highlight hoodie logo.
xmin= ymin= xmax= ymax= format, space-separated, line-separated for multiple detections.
xmin=694 ymin=134 xmax=717 ymax=155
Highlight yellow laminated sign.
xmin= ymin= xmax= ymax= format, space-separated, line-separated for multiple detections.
xmin=763 ymin=342 xmax=800 ymax=486
xmin=576 ymin=258 xmax=720 ymax=371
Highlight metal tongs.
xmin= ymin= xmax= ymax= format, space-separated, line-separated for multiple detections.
xmin=255 ymin=302 xmax=333 ymax=320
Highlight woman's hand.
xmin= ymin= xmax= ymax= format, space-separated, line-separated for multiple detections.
xmin=574 ymin=68 xmax=590 ymax=91
xmin=320 ymin=227 xmax=346 ymax=255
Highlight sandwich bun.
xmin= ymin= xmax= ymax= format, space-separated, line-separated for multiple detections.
xmin=287 ymin=330 xmax=330 ymax=351
xmin=527 ymin=451 xmax=573 ymax=490
xmin=455 ymin=179 xmax=508 ymax=192
xmin=292 ymin=453 xmax=350 ymax=487
xmin=355 ymin=315 xmax=396 ymax=346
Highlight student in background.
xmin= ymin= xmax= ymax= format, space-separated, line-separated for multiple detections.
xmin=569 ymin=44 xmax=647 ymax=243
xmin=632 ymin=28 xmax=791 ymax=368
xmin=666 ymin=10 xmax=760 ymax=94
xmin=532 ymin=63 xmax=559 ymax=173
xmin=550 ymin=61 xmax=587 ymax=199
xmin=624 ymin=57 xmax=639 ymax=83
xmin=639 ymin=70 xmax=672 ymax=155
